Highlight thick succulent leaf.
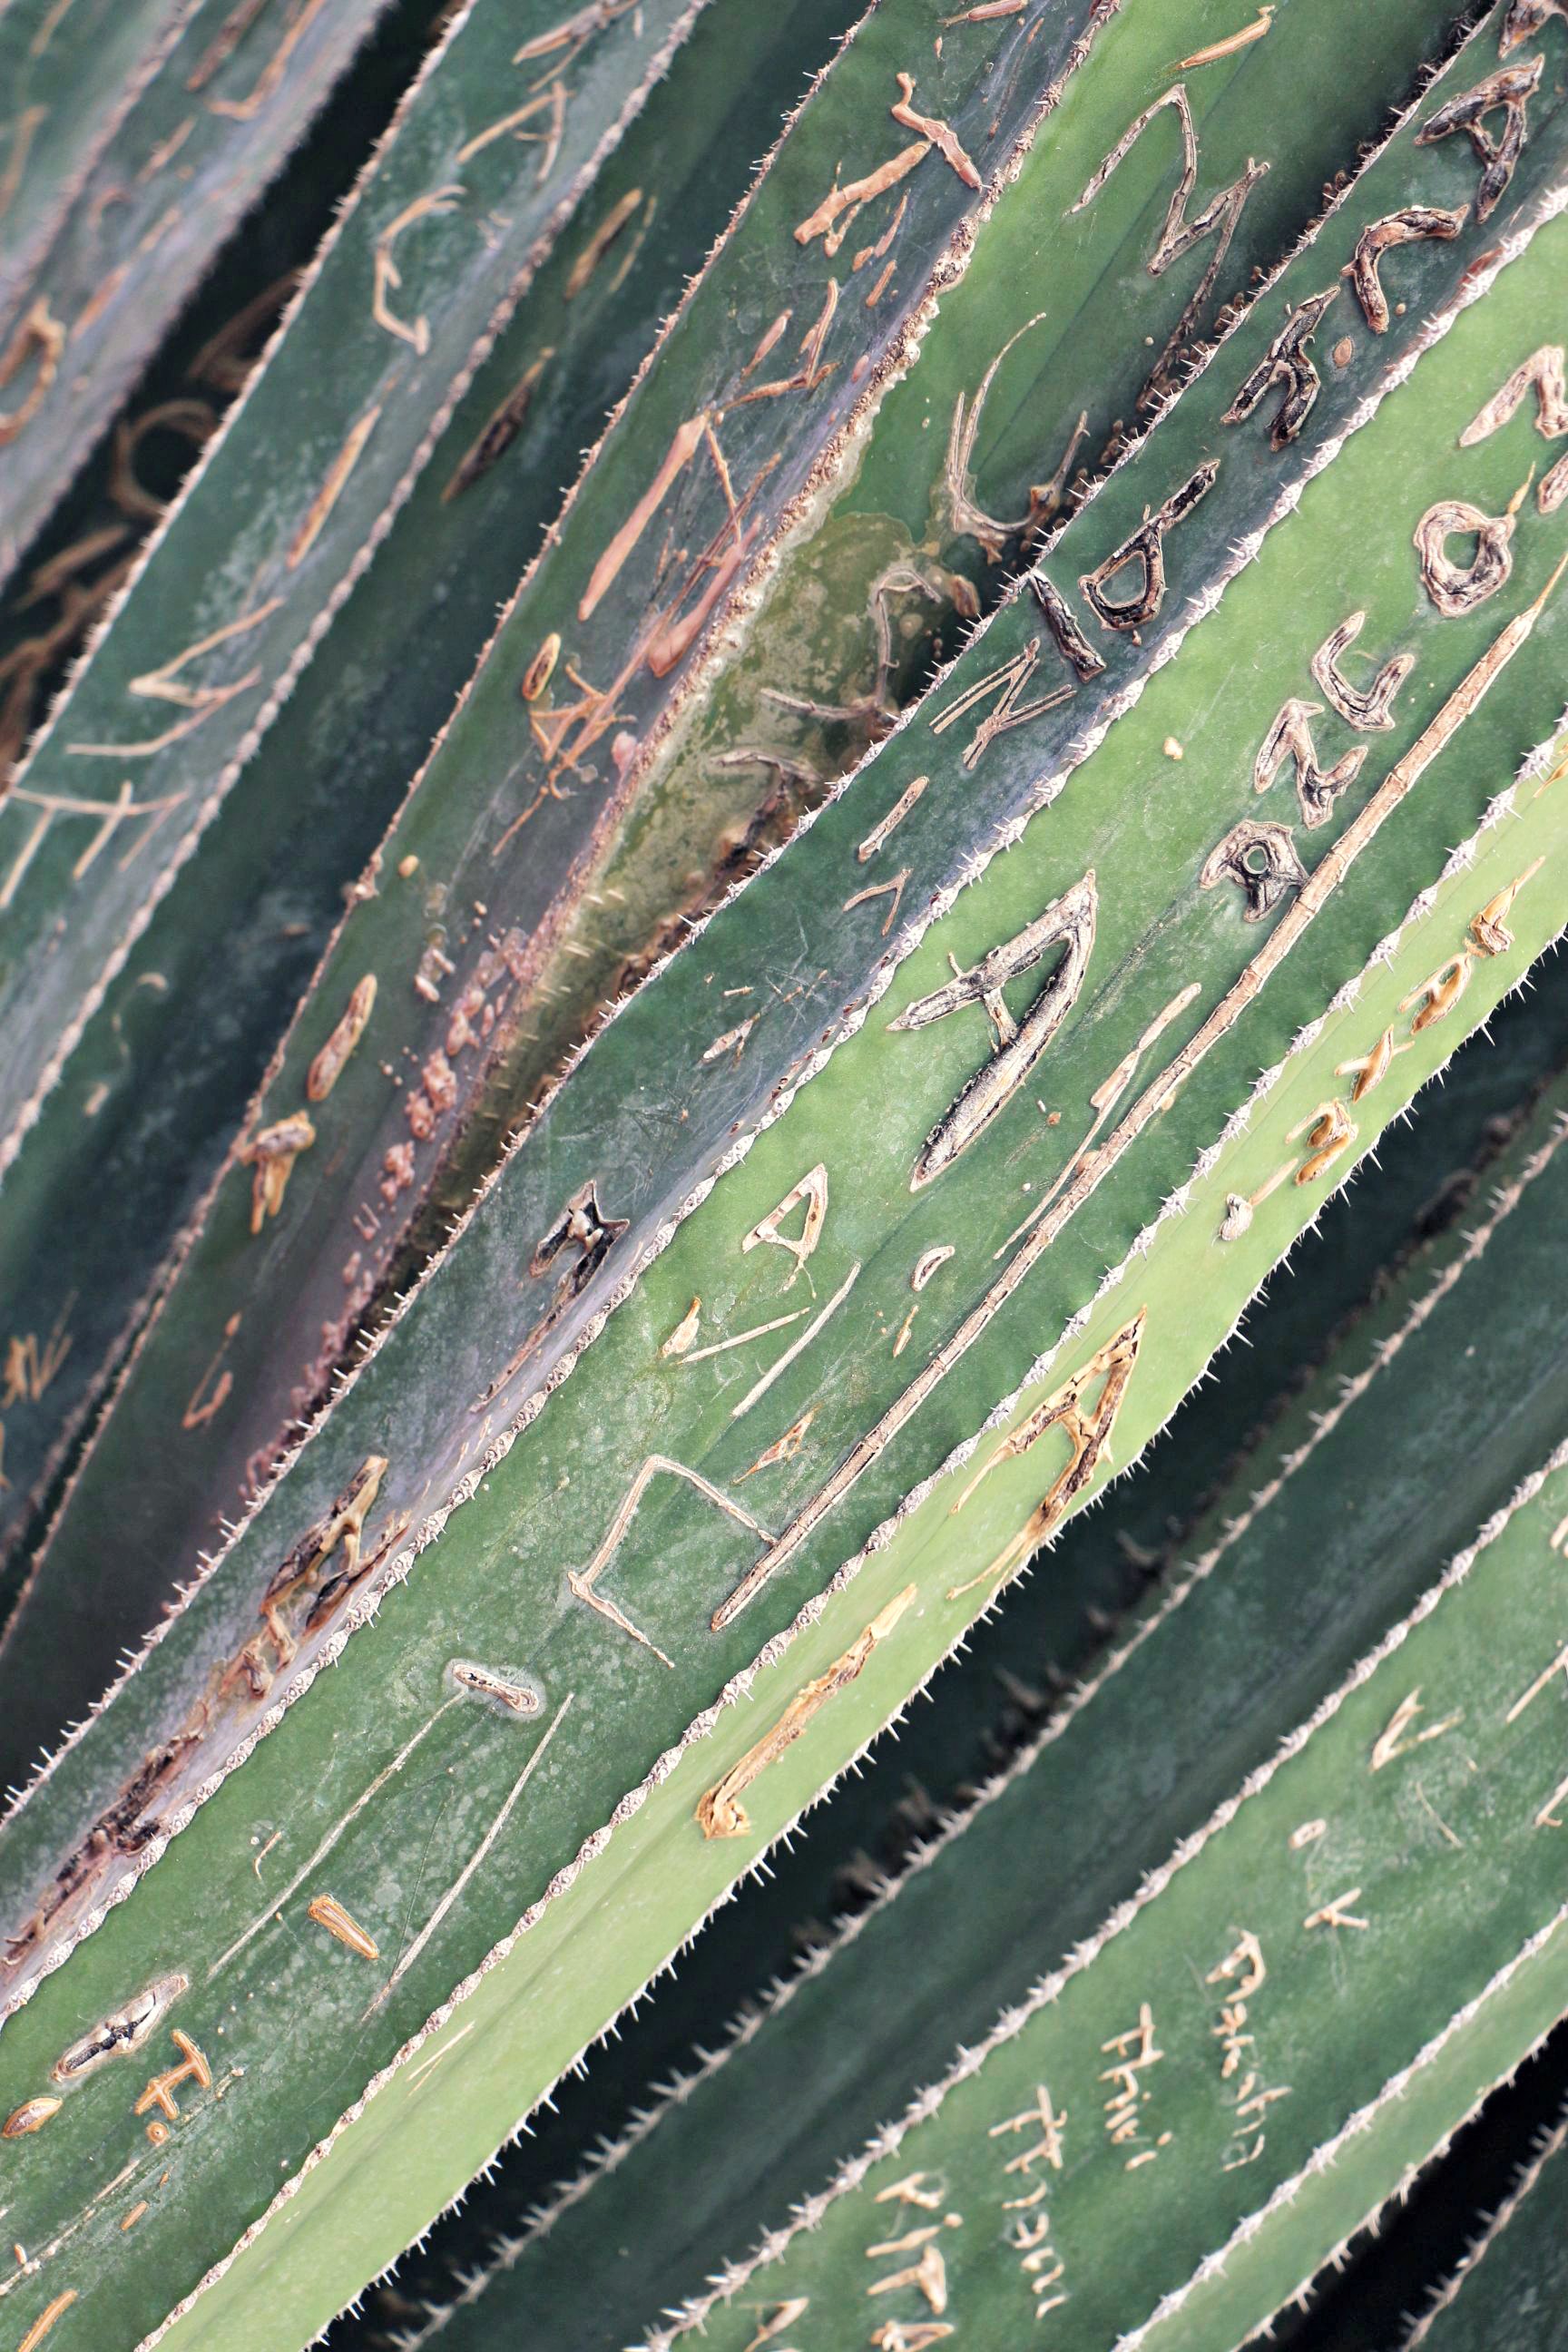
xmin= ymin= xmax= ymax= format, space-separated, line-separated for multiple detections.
xmin=1402 ymin=2098 xmax=1568 ymax=2351
xmin=0 ymin=0 xmax=457 ymax=796
xmin=477 ymin=0 xmax=1478 ymax=1184
xmin=0 ymin=0 xmax=1480 ymax=1643
xmin=0 ymin=0 xmax=866 ymax=1609
xmin=642 ymin=1407 xmax=1568 ymax=2352
xmin=385 ymin=1028 xmax=1568 ymax=2352
xmin=0 ymin=0 xmax=720 ymax=1137
xmin=145 ymin=821 xmax=1568 ymax=2352
xmin=0 ymin=0 xmax=191 ymax=343
xmin=0 ymin=74 xmax=1564 ymax=2343
xmin=0 ymin=0 xmax=429 ymax=587
xmin=341 ymin=975 xmax=1568 ymax=2350
xmin=0 ymin=0 xmax=1125 ymax=1578
xmin=0 ymin=0 xmax=1526 ymax=1763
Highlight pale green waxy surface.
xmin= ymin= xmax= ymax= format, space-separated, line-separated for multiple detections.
xmin=0 ymin=78 xmax=1565 ymax=2336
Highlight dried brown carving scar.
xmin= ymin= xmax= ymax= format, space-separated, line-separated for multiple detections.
xmin=1304 ymin=1890 xmax=1368 ymax=1931
xmin=717 ymin=566 xmax=1564 ymax=1622
xmin=727 ymin=1259 xmax=861 ymax=1425
xmin=372 ymin=186 xmax=463 ymax=352
xmin=681 ymin=1308 xmax=808 ymax=1363
xmin=0 ymin=780 xmax=187 ymax=913
xmin=697 ymin=1589 xmax=914 ymax=1838
xmin=66 ymin=595 xmax=282 ymax=757
xmin=52 ymin=1972 xmax=188 ymax=2082
xmin=743 ymin=1163 xmax=828 ymax=1288
xmin=947 ymin=1315 xmax=1143 ymax=1597
xmin=288 ymin=406 xmax=380 ymax=568
xmin=448 ymin=1661 xmax=543 ymax=1717
xmin=889 ymin=74 xmax=981 ymax=188
xmin=844 ymin=867 xmax=910 ymax=935
xmin=1469 ymin=859 xmax=1543 ymax=956
xmin=307 ymin=975 xmax=377 ymax=1102
xmin=794 ymin=142 xmax=927 ymax=250
xmin=858 ymin=774 xmax=927 ymax=861
xmin=1175 ymin=4 xmax=1273 ymax=67
xmin=16 ymin=2292 xmax=75 ymax=2352
xmin=891 ymin=872 xmax=1097 ymax=1190
xmin=208 ymin=1700 xmax=459 ymax=1978
xmin=238 ymin=1109 xmax=316 ymax=1232
xmin=306 ymin=1895 xmax=379 ymax=1961
xmin=737 ymin=1410 xmax=815 ymax=1480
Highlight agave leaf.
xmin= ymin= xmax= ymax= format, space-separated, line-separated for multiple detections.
xmin=0 ymin=0 xmax=1525 ymax=1749
xmin=0 ymin=0 xmax=459 ymax=796
xmin=149 ymin=803 xmax=1568 ymax=2352
xmin=475 ymin=0 xmax=1480 ymax=1192
xmin=0 ymin=0 xmax=867 ymax=1605
xmin=645 ymin=1406 xmax=1568 ymax=2352
xmin=341 ymin=969 xmax=1568 ymax=2352
xmin=346 ymin=967 xmax=1568 ymax=2352
xmin=0 ymin=0 xmax=724 ymax=1133
xmin=0 ymin=0 xmax=191 ymax=337
xmin=379 ymin=1025 xmax=1568 ymax=2352
xmin=1401 ymin=2096 xmax=1568 ymax=2351
xmin=0 ymin=90 xmax=1563 ymax=2339
xmin=0 ymin=0 xmax=437 ymax=588
xmin=0 ymin=0 xmax=1131 ymax=1573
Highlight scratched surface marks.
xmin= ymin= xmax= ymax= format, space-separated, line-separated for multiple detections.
xmin=158 ymin=735 xmax=1568 ymax=2352
xmin=0 ymin=0 xmax=1515 ymax=1765
xmin=494 ymin=0 xmax=1478 ymax=1193
xmin=5 ymin=0 xmax=1561 ymax=1769
xmin=0 ymin=0 xmax=1126 ymax=1590
xmin=0 ymin=97 xmax=1563 ymax=2347
xmin=0 ymin=0 xmax=711 ymax=1136
xmin=0 ymin=0 xmax=417 ymax=592
xmin=390 ymin=1048 xmax=1568 ymax=2352
xmin=0 ymin=0 xmax=195 ymax=346
xmin=646 ymin=1426 xmax=1568 ymax=2352
xmin=0 ymin=0 xmax=866 ymax=1652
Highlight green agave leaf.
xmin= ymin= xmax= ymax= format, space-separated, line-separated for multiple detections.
xmin=0 ymin=0 xmax=720 ymax=1132
xmin=337 ymin=969 xmax=1568 ymax=2352
xmin=340 ymin=971 xmax=1568 ymax=2352
xmin=0 ymin=0 xmax=1518 ymax=1759
xmin=381 ymin=1011 xmax=1568 ymax=2352
xmin=473 ymin=0 xmax=1481 ymax=1198
xmin=0 ymin=0 xmax=192 ymax=352
xmin=0 ymin=50 xmax=1563 ymax=2342
xmin=0 ymin=0 xmax=462 ymax=791
xmin=0 ymin=0 xmax=1475 ymax=1655
xmin=1402 ymin=2097 xmax=1568 ymax=2352
xmin=0 ymin=0 xmax=1132 ymax=1581
xmin=0 ymin=0 xmax=866 ymax=1612
xmin=145 ymin=776 xmax=1568 ymax=2352
xmin=644 ymin=1411 xmax=1568 ymax=2352
xmin=0 ymin=0 xmax=430 ymax=588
